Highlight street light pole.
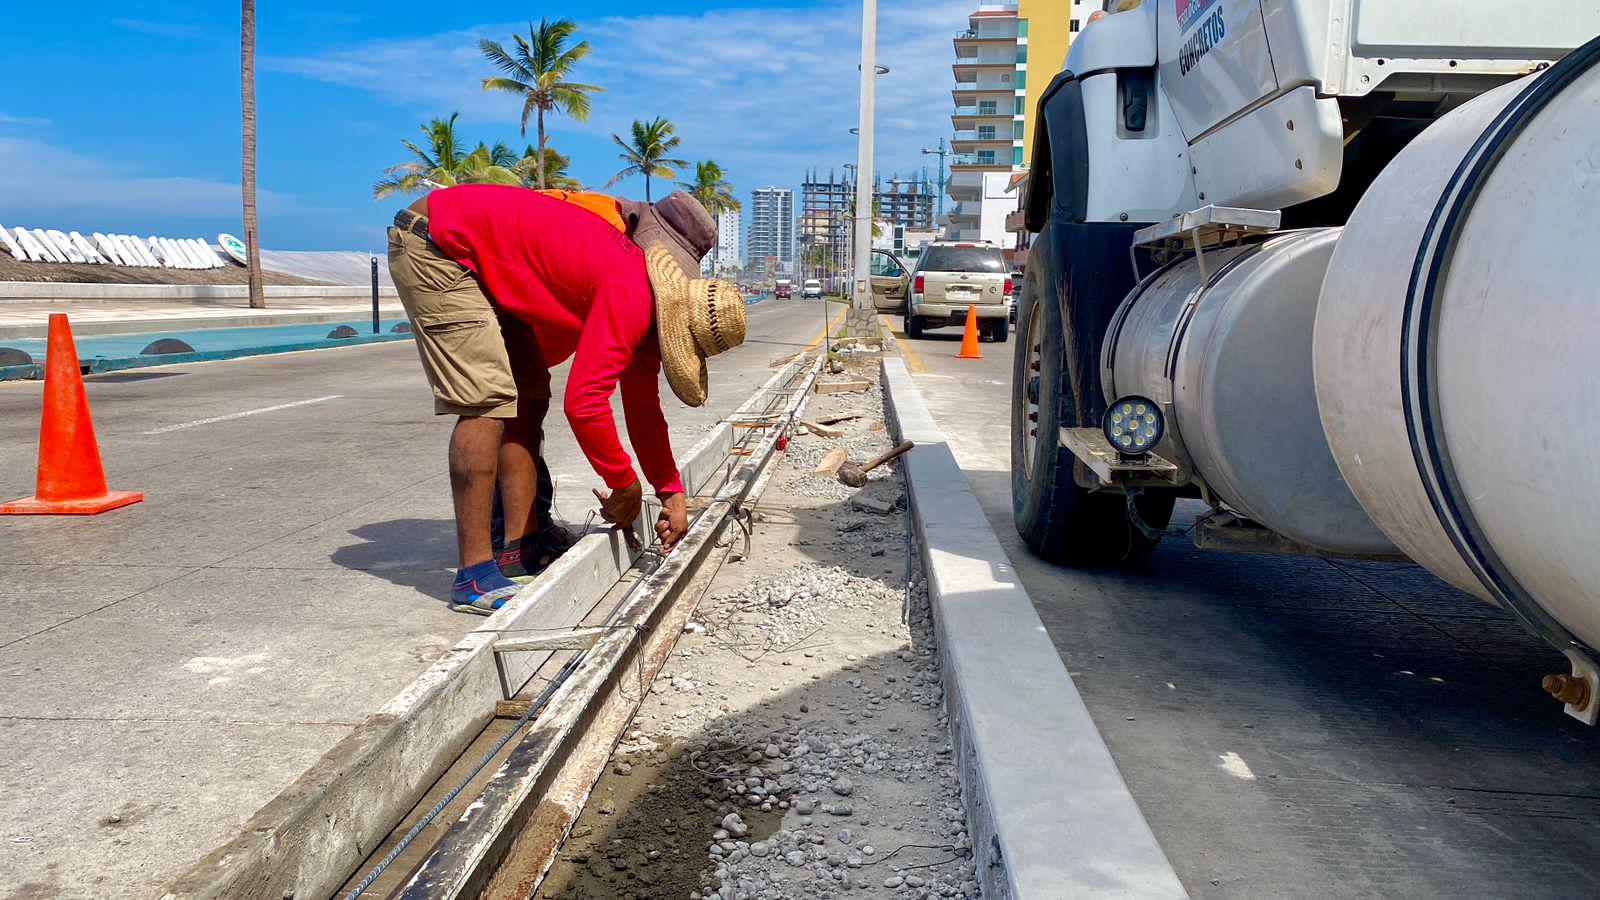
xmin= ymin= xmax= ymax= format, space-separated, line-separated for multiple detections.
xmin=848 ymin=0 xmax=880 ymax=337
xmin=921 ymin=138 xmax=949 ymax=223
xmin=841 ymin=162 xmax=856 ymax=299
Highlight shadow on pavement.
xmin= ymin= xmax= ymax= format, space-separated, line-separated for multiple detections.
xmin=330 ymin=517 xmax=456 ymax=603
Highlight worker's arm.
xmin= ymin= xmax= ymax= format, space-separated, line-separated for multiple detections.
xmin=620 ymin=348 xmax=689 ymax=551
xmin=564 ymin=264 xmax=684 ymax=531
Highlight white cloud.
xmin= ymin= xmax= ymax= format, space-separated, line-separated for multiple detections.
xmin=0 ymin=136 xmax=293 ymax=220
xmin=0 ymin=113 xmax=51 ymax=127
xmin=111 ymin=19 xmax=213 ymax=41
xmin=268 ymin=0 xmax=970 ymax=195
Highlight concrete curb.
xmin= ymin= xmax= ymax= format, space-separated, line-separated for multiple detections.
xmin=880 ymin=357 xmax=1187 ymax=899
xmin=160 ymin=359 xmax=807 ymax=900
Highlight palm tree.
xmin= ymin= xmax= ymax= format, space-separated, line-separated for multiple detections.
xmin=517 ymin=146 xmax=581 ymax=191
xmin=678 ymin=161 xmax=739 ymax=217
xmin=607 ymin=117 xmax=688 ymax=201
xmin=679 ymin=161 xmax=738 ymax=271
xmin=479 ymin=19 xmax=603 ymax=190
xmin=373 ymin=114 xmax=522 ymax=198
xmin=241 ymin=0 xmax=264 ymax=308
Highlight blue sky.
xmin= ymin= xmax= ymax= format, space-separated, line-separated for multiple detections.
xmin=0 ymin=0 xmax=967 ymax=251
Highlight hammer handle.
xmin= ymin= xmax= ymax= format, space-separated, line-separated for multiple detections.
xmin=861 ymin=440 xmax=915 ymax=474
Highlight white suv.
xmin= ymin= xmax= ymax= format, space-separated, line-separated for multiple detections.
xmin=903 ymin=241 xmax=1011 ymax=342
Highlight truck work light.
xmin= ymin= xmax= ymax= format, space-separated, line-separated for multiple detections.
xmin=1104 ymin=395 xmax=1164 ymax=456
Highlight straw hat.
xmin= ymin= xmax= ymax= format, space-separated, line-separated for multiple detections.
xmin=644 ymin=243 xmax=746 ymax=407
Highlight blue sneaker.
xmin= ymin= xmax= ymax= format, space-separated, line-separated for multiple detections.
xmin=450 ymin=562 xmax=521 ymax=616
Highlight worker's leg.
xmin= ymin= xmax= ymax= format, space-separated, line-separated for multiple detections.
xmin=450 ymin=415 xmax=505 ymax=567
xmin=497 ymin=316 xmax=556 ymax=581
xmin=389 ymin=222 xmax=521 ymax=614
xmin=535 ymin=455 xmax=555 ymax=531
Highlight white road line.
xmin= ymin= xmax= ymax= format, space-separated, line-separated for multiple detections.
xmin=143 ymin=395 xmax=343 ymax=435
xmin=1218 ymin=751 xmax=1258 ymax=781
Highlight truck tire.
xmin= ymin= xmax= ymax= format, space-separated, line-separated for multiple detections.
xmin=904 ymin=313 xmax=924 ymax=339
xmin=1011 ymin=222 xmax=1172 ymax=566
xmin=987 ymin=315 xmax=1009 ymax=343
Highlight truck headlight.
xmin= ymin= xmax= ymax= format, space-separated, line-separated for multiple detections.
xmin=1104 ymin=395 xmax=1164 ymax=456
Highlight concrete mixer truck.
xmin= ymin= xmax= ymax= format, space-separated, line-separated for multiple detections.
xmin=1009 ymin=1 xmax=1600 ymax=721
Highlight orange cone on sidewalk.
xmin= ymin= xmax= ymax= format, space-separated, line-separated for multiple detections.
xmin=956 ymin=305 xmax=984 ymax=360
xmin=0 ymin=314 xmax=143 ymax=515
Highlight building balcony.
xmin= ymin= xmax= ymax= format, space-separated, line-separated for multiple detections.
xmin=954 ymin=29 xmax=1018 ymax=46
xmin=951 ymin=107 xmax=1012 ymax=124
xmin=948 ymin=199 xmax=983 ymax=220
xmin=947 ymin=174 xmax=982 ymax=203
xmin=952 ymin=84 xmax=1016 ymax=102
xmin=950 ymin=154 xmax=1011 ymax=171
xmin=952 ymin=56 xmax=1017 ymax=74
xmin=952 ymin=135 xmax=1013 ymax=154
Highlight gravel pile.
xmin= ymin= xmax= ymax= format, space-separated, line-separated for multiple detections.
xmin=541 ymin=362 xmax=978 ymax=900
xmin=702 ymin=566 xmax=893 ymax=661
xmin=780 ymin=388 xmax=896 ymax=502
xmin=688 ymin=566 xmax=978 ymax=900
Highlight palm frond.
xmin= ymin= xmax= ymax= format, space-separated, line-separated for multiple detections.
xmin=477 ymin=39 xmax=526 ymax=78
xmin=550 ymin=85 xmax=593 ymax=121
xmin=481 ymin=75 xmax=534 ymax=94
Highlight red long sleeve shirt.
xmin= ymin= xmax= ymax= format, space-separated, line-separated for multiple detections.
xmin=426 ymin=185 xmax=684 ymax=496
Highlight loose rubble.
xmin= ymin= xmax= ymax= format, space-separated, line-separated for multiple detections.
xmin=539 ymin=361 xmax=979 ymax=900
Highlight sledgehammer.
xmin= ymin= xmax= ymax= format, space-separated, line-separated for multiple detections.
xmin=835 ymin=440 xmax=915 ymax=488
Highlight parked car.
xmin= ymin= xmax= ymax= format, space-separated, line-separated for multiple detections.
xmin=868 ymin=249 xmax=912 ymax=313
xmin=903 ymin=241 xmax=1010 ymax=342
xmin=801 ymin=278 xmax=823 ymax=299
xmin=774 ymin=278 xmax=793 ymax=300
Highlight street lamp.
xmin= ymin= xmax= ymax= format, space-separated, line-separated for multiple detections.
xmin=922 ymin=139 xmax=949 ymax=221
xmin=847 ymin=0 xmax=882 ymax=337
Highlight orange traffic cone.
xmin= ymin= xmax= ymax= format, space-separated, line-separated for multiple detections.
xmin=956 ymin=305 xmax=983 ymax=360
xmin=0 ymin=314 xmax=143 ymax=515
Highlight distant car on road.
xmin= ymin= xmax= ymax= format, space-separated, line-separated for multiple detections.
xmin=801 ymin=279 xmax=823 ymax=299
xmin=903 ymin=241 xmax=1011 ymax=342
xmin=775 ymin=278 xmax=793 ymax=300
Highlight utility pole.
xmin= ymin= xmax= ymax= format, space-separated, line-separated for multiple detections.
xmin=848 ymin=0 xmax=880 ymax=337
xmin=841 ymin=162 xmax=856 ymax=300
xmin=921 ymin=138 xmax=949 ymax=223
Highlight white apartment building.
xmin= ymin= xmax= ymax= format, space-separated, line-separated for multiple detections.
xmin=746 ymin=187 xmax=794 ymax=276
xmin=946 ymin=0 xmax=1088 ymax=247
xmin=713 ymin=207 xmax=741 ymax=275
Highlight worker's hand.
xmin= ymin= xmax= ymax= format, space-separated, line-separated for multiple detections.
xmin=594 ymin=480 xmax=644 ymax=526
xmin=656 ymin=492 xmax=689 ymax=554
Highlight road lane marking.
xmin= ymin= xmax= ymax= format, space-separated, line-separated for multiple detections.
xmin=878 ymin=315 xmax=927 ymax=373
xmin=143 ymin=395 xmax=342 ymax=435
xmin=1218 ymin=751 xmax=1257 ymax=781
xmin=805 ymin=305 xmax=850 ymax=351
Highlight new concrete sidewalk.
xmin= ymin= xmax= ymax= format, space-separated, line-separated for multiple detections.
xmin=0 ymin=284 xmax=403 ymax=341
xmin=881 ymin=357 xmax=1186 ymax=899
xmin=0 ymin=299 xmax=830 ymax=898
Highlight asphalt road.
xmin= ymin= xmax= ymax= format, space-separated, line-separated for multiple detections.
xmin=883 ymin=318 xmax=1600 ymax=899
xmin=0 ymin=296 xmax=829 ymax=897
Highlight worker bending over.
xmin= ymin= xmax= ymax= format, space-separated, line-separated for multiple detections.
xmin=388 ymin=185 xmax=745 ymax=614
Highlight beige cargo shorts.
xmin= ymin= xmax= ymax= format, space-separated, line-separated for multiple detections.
xmin=388 ymin=222 xmax=548 ymax=418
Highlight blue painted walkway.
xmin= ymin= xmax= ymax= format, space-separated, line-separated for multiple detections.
xmin=0 ymin=319 xmax=413 ymax=380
